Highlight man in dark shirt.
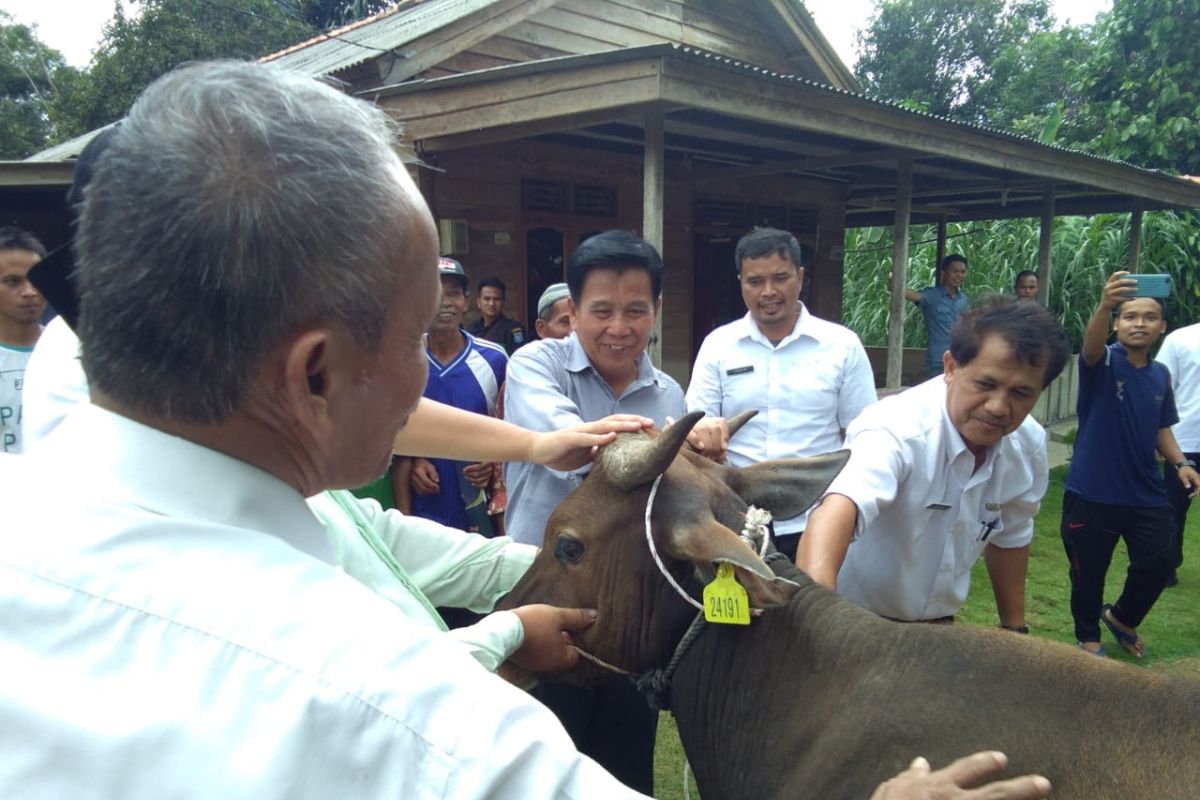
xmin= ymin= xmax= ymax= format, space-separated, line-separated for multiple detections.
xmin=467 ymin=276 xmax=525 ymax=355
xmin=1062 ymin=271 xmax=1200 ymax=658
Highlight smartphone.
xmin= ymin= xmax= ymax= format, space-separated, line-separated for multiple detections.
xmin=1127 ymin=273 xmax=1172 ymax=298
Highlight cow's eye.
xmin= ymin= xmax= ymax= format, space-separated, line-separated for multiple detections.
xmin=554 ymin=535 xmax=585 ymax=564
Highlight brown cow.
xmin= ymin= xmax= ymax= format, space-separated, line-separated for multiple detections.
xmin=500 ymin=411 xmax=1200 ymax=799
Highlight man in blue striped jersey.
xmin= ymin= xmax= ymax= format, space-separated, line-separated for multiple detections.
xmin=409 ymin=258 xmax=509 ymax=533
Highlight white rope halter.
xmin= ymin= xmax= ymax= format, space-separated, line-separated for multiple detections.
xmin=571 ymin=472 xmax=774 ymax=686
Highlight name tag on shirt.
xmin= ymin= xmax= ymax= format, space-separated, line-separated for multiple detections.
xmin=925 ymin=502 xmax=952 ymax=511
xmin=726 ymin=365 xmax=754 ymax=376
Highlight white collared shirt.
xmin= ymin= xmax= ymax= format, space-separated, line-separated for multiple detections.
xmin=20 ymin=321 xmax=535 ymax=674
xmin=826 ymin=377 xmax=1048 ymax=621
xmin=686 ymin=307 xmax=877 ymax=534
xmin=0 ymin=406 xmax=643 ymax=798
xmin=1157 ymin=322 xmax=1200 ymax=451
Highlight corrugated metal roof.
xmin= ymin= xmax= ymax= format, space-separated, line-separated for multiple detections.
xmin=24 ymin=124 xmax=115 ymax=163
xmin=262 ymin=0 xmax=506 ymax=78
xmin=375 ymin=42 xmax=1182 ymax=184
xmin=665 ymin=45 xmax=1174 ymax=180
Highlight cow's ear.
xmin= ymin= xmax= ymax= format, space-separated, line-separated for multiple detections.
xmin=666 ymin=518 xmax=799 ymax=608
xmin=724 ymin=450 xmax=850 ymax=520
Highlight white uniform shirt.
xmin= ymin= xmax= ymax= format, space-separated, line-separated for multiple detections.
xmin=20 ymin=321 xmax=534 ymax=673
xmin=20 ymin=316 xmax=85 ymax=448
xmin=1157 ymin=322 xmax=1200 ymax=452
xmin=686 ymin=307 xmax=877 ymax=533
xmin=0 ymin=341 xmax=34 ymax=453
xmin=827 ymin=377 xmax=1048 ymax=621
xmin=0 ymin=405 xmax=643 ymax=799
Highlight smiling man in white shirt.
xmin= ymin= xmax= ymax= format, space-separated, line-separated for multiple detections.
xmin=797 ymin=297 xmax=1069 ymax=628
xmin=686 ymin=227 xmax=876 ymax=559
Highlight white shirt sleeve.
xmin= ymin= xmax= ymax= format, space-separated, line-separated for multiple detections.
xmin=836 ymin=338 xmax=878 ymax=430
xmin=684 ymin=335 xmax=724 ymax=416
xmin=1157 ymin=335 xmax=1179 ymax=382
xmin=824 ymin=426 xmax=908 ymax=539
xmin=988 ymin=426 xmax=1047 ymax=549
xmin=359 ymin=501 xmax=536 ymax=670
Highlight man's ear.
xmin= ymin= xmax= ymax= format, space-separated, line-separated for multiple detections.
xmin=568 ymin=297 xmax=578 ymax=324
xmin=943 ymin=349 xmax=956 ymax=380
xmin=282 ymin=329 xmax=337 ymax=427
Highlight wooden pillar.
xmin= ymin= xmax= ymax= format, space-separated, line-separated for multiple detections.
xmin=1128 ymin=199 xmax=1144 ymax=273
xmin=1037 ymin=185 xmax=1054 ymax=306
xmin=887 ymin=160 xmax=913 ymax=390
xmin=934 ymin=216 xmax=947 ymax=285
xmin=643 ymin=109 xmax=665 ymax=367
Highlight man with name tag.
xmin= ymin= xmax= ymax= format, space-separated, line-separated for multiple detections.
xmin=797 ymin=297 xmax=1069 ymax=629
xmin=1061 ymin=272 xmax=1199 ymax=658
xmin=686 ymin=227 xmax=876 ymax=559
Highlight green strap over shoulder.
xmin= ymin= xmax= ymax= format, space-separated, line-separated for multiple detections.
xmin=327 ymin=490 xmax=448 ymax=632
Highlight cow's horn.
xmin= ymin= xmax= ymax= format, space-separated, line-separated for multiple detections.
xmin=599 ymin=410 xmax=704 ymax=491
xmin=726 ymin=409 xmax=757 ymax=439
xmin=682 ymin=409 xmax=756 ymax=454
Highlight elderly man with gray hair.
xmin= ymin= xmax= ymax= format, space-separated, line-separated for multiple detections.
xmin=0 ymin=60 xmax=639 ymax=799
xmin=0 ymin=61 xmax=1051 ymax=800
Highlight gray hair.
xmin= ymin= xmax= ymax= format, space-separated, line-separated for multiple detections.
xmin=77 ymin=60 xmax=411 ymax=423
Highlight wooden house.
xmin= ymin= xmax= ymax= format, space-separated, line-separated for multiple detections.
xmin=10 ymin=0 xmax=1200 ymax=386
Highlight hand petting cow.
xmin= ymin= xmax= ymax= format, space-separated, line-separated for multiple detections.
xmin=500 ymin=411 xmax=1200 ymax=800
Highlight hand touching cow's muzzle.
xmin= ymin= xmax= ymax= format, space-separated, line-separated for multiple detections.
xmin=507 ymin=604 xmax=598 ymax=673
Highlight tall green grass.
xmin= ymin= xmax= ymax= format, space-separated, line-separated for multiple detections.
xmin=842 ymin=211 xmax=1200 ymax=351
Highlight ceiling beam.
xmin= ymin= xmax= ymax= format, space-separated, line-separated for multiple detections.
xmin=690 ymin=148 xmax=917 ymax=184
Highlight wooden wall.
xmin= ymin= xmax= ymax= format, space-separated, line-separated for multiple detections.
xmin=424 ymin=137 xmax=846 ymax=386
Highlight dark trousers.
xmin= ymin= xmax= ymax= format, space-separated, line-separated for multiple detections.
xmin=532 ymin=679 xmax=657 ymax=794
xmin=1060 ymin=491 xmax=1177 ymax=642
xmin=1163 ymin=452 xmax=1198 ymax=571
xmin=773 ymin=531 xmax=800 ymax=562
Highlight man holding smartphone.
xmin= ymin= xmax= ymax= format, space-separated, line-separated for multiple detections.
xmin=1061 ymin=271 xmax=1200 ymax=658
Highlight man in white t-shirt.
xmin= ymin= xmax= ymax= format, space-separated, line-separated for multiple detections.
xmin=0 ymin=226 xmax=47 ymax=453
xmin=1157 ymin=320 xmax=1200 ymax=586
xmin=686 ymin=227 xmax=876 ymax=558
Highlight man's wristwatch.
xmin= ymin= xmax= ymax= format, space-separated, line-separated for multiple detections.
xmin=1001 ymin=624 xmax=1030 ymax=634
xmin=1175 ymin=459 xmax=1197 ymax=470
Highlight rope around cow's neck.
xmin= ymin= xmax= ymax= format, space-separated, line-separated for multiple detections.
xmin=570 ymin=473 xmax=774 ymax=711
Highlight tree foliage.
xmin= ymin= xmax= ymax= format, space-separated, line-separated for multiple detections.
xmin=853 ymin=0 xmax=1054 ymax=125
xmin=0 ymin=12 xmax=75 ymax=158
xmin=275 ymin=0 xmax=396 ymax=29
xmin=1069 ymin=0 xmax=1200 ymax=175
xmin=47 ymin=0 xmax=315 ymax=143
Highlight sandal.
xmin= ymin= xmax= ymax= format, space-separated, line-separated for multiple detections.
xmin=1077 ymin=641 xmax=1107 ymax=657
xmin=1101 ymin=604 xmax=1145 ymax=658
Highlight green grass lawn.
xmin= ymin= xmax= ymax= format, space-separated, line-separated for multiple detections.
xmin=651 ymin=465 xmax=1200 ymax=798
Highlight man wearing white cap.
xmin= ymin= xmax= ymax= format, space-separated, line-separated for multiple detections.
xmin=535 ymin=282 xmax=572 ymax=341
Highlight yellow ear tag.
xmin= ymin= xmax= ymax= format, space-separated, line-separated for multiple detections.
xmin=703 ymin=563 xmax=751 ymax=625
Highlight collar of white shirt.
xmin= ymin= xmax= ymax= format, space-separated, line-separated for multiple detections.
xmin=38 ymin=403 xmax=334 ymax=565
xmin=738 ymin=303 xmax=824 ymax=349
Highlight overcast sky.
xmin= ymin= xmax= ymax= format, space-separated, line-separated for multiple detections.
xmin=4 ymin=0 xmax=1112 ymax=69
